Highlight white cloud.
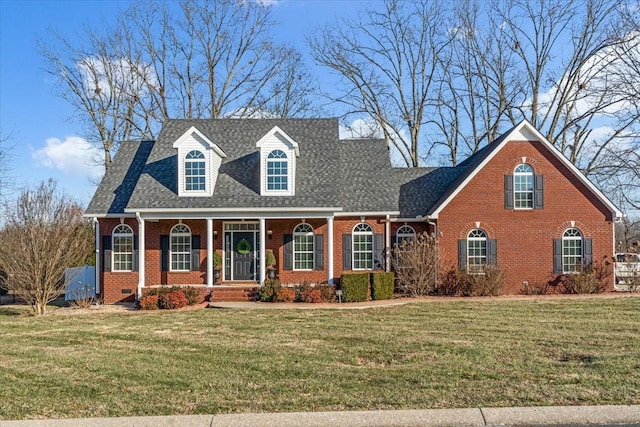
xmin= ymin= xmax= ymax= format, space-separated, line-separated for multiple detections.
xmin=32 ymin=136 xmax=103 ymax=180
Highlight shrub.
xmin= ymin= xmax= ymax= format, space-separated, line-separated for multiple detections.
xmin=301 ymin=287 xmax=323 ymax=303
xmin=258 ymin=279 xmax=281 ymax=302
xmin=139 ymin=295 xmax=159 ymax=310
xmin=182 ymin=287 xmax=200 ymax=305
xmin=158 ymin=291 xmax=188 ymax=309
xmin=561 ymin=260 xmax=611 ymax=294
xmin=275 ymin=286 xmax=295 ymax=302
xmin=438 ymin=266 xmax=504 ymax=296
xmin=392 ymin=232 xmax=440 ymax=296
xmin=371 ymin=272 xmax=394 ymax=300
xmin=316 ymin=284 xmax=337 ymax=303
xmin=520 ymin=281 xmax=549 ymax=295
xmin=293 ymin=281 xmax=312 ymax=302
xmin=340 ymin=273 xmax=369 ymax=302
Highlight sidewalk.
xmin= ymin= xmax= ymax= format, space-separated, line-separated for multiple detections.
xmin=2 ymin=405 xmax=639 ymax=426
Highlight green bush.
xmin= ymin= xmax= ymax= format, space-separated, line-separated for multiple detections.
xmin=371 ymin=272 xmax=394 ymax=300
xmin=258 ymin=279 xmax=281 ymax=302
xmin=340 ymin=273 xmax=369 ymax=302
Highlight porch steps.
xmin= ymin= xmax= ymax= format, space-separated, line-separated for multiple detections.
xmin=210 ymin=286 xmax=257 ymax=302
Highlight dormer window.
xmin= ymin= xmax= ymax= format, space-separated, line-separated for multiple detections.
xmin=173 ymin=126 xmax=227 ymax=197
xmin=256 ymin=126 xmax=299 ymax=196
xmin=267 ymin=150 xmax=288 ymax=191
xmin=185 ymin=150 xmax=206 ymax=191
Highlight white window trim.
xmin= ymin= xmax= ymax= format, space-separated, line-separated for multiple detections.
xmin=395 ymin=225 xmax=416 ymax=245
xmin=112 ymin=224 xmax=134 ymax=272
xmin=170 ymin=224 xmax=192 ymax=272
xmin=467 ymin=229 xmax=487 ymax=274
xmin=266 ymin=149 xmax=289 ymax=193
xmin=293 ymin=223 xmax=314 ymax=271
xmin=514 ymin=163 xmax=534 ymax=210
xmin=184 ymin=150 xmax=206 ymax=193
xmin=352 ymin=223 xmax=374 ymax=271
xmin=562 ymin=228 xmax=583 ymax=274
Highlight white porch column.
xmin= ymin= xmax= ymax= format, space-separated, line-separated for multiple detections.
xmin=327 ymin=216 xmax=334 ymax=284
xmin=385 ymin=215 xmax=391 ymax=272
xmin=136 ymin=213 xmax=145 ymax=298
xmin=207 ymin=218 xmax=214 ymax=287
xmin=93 ymin=218 xmax=100 ymax=295
xmin=259 ymin=218 xmax=266 ymax=284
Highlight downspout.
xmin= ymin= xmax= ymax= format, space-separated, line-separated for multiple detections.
xmin=385 ymin=215 xmax=391 ymax=272
xmin=92 ymin=218 xmax=100 ymax=296
xmin=427 ymin=219 xmax=438 ymax=293
xmin=136 ymin=212 xmax=145 ymax=299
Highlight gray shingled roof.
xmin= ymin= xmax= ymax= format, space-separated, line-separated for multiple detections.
xmin=85 ymin=118 xmax=513 ymax=218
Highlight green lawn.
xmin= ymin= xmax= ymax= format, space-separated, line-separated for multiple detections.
xmin=1 ymin=297 xmax=639 ymax=420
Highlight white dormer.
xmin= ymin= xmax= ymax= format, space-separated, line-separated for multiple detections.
xmin=173 ymin=126 xmax=227 ymax=197
xmin=256 ymin=126 xmax=300 ymax=196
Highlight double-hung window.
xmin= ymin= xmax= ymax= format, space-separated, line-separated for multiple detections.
xmin=185 ymin=150 xmax=206 ymax=191
xmin=352 ymin=223 xmax=374 ymax=270
xmin=267 ymin=150 xmax=288 ymax=191
xmin=467 ymin=229 xmax=488 ymax=274
xmin=562 ymin=228 xmax=583 ymax=273
xmin=293 ymin=223 xmax=314 ymax=270
xmin=514 ymin=164 xmax=534 ymax=209
xmin=170 ymin=224 xmax=191 ymax=271
xmin=112 ymin=224 xmax=133 ymax=271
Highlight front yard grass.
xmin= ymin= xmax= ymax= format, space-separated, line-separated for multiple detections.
xmin=1 ymin=297 xmax=639 ymax=420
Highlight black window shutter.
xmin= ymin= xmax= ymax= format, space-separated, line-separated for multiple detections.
xmin=132 ymin=250 xmax=139 ymax=271
xmin=314 ymin=234 xmax=324 ymax=270
xmin=191 ymin=235 xmax=201 ymax=271
xmin=505 ymin=175 xmax=514 ymax=209
xmin=583 ymin=238 xmax=593 ymax=266
xmin=343 ymin=234 xmax=352 ymax=270
xmin=283 ymin=234 xmax=293 ymax=270
xmin=487 ymin=239 xmax=497 ymax=266
xmin=132 ymin=235 xmax=139 ymax=271
xmin=458 ymin=239 xmax=467 ymax=270
xmin=373 ymin=233 xmax=384 ymax=270
xmin=102 ymin=235 xmax=111 ymax=272
xmin=534 ymin=174 xmax=544 ymax=209
xmin=553 ymin=238 xmax=563 ymax=274
xmin=161 ymin=235 xmax=169 ymax=272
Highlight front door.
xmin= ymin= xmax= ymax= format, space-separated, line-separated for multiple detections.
xmin=233 ymin=232 xmax=255 ymax=280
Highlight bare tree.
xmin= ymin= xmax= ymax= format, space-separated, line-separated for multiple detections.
xmin=0 ymin=180 xmax=94 ymax=315
xmin=309 ymin=0 xmax=455 ymax=167
xmin=392 ymin=232 xmax=442 ymax=296
xmin=39 ymin=0 xmax=319 ymax=171
xmin=0 ymin=130 xmax=16 ymax=203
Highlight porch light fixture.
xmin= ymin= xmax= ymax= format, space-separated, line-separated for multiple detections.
xmin=213 ymin=230 xmax=218 ymax=240
xmin=267 ymin=229 xmax=273 ymax=239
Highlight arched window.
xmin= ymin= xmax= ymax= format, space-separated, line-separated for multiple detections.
xmin=293 ymin=223 xmax=314 ymax=270
xmin=185 ymin=150 xmax=206 ymax=191
xmin=514 ymin=163 xmax=534 ymax=209
xmin=467 ymin=229 xmax=487 ymax=273
xmin=267 ymin=149 xmax=288 ymax=191
xmin=112 ymin=224 xmax=133 ymax=271
xmin=353 ymin=223 xmax=374 ymax=270
xmin=395 ymin=225 xmax=416 ymax=245
xmin=170 ymin=224 xmax=191 ymax=271
xmin=562 ymin=228 xmax=583 ymax=273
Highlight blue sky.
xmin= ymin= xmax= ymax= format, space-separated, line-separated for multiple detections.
xmin=0 ymin=0 xmax=370 ymax=206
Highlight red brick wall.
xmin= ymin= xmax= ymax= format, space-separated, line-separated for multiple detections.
xmin=436 ymin=140 xmax=615 ymax=294
xmin=99 ymin=217 xmax=431 ymax=302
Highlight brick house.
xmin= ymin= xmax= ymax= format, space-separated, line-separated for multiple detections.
xmin=85 ymin=118 xmax=622 ymax=303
